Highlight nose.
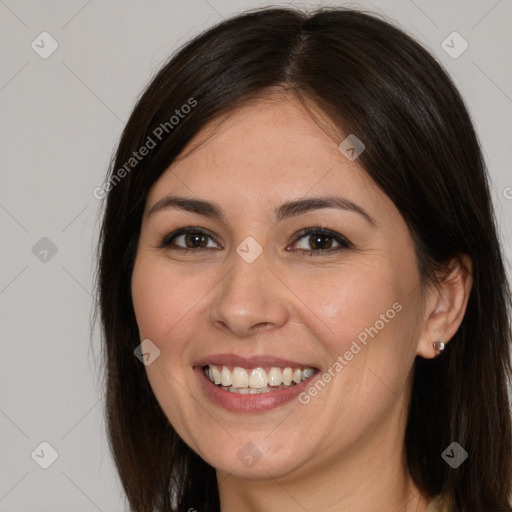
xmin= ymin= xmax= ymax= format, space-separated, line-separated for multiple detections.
xmin=208 ymin=250 xmax=290 ymax=337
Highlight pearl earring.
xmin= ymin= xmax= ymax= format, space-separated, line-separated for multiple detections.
xmin=433 ymin=340 xmax=445 ymax=355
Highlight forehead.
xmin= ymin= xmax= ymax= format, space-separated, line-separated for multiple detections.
xmin=146 ymin=94 xmax=393 ymax=221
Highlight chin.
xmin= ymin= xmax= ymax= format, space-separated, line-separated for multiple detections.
xmin=200 ymin=438 xmax=312 ymax=480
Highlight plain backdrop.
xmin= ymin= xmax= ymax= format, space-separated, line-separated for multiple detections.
xmin=0 ymin=0 xmax=511 ymax=510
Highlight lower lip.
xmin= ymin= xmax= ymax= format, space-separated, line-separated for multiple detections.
xmin=194 ymin=366 xmax=319 ymax=413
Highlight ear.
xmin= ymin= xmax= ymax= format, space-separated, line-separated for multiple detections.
xmin=416 ymin=254 xmax=473 ymax=359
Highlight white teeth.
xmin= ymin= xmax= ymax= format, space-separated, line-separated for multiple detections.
xmin=231 ymin=367 xmax=249 ymax=388
xmin=302 ymin=368 xmax=315 ymax=379
xmin=267 ymin=367 xmax=282 ymax=386
xmin=212 ymin=366 xmax=221 ymax=385
xmin=220 ymin=366 xmax=232 ymax=386
xmin=223 ymin=385 xmax=272 ymax=394
xmin=249 ymin=368 xmax=268 ymax=388
xmin=204 ymin=364 xmax=316 ymax=392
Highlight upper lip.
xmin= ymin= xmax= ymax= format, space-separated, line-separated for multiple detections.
xmin=193 ymin=353 xmax=317 ymax=369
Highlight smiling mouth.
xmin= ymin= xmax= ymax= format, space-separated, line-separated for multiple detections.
xmin=203 ymin=364 xmax=317 ymax=394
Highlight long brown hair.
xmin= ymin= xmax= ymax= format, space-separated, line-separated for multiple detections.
xmin=94 ymin=6 xmax=512 ymax=511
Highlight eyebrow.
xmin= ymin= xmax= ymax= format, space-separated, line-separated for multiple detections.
xmin=147 ymin=195 xmax=376 ymax=226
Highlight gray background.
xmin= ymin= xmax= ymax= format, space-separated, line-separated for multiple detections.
xmin=0 ymin=0 xmax=511 ymax=510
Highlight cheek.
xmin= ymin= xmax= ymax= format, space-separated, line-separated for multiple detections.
xmin=132 ymin=267 xmax=169 ymax=339
xmin=290 ymin=259 xmax=421 ymax=403
xmin=130 ymin=256 xmax=203 ymax=439
xmin=131 ymin=256 xmax=197 ymax=344
xmin=290 ymin=263 xmax=404 ymax=348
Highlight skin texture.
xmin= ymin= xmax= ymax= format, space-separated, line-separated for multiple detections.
xmin=131 ymin=93 xmax=472 ymax=512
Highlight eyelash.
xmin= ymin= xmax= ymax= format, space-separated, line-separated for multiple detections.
xmin=157 ymin=226 xmax=352 ymax=256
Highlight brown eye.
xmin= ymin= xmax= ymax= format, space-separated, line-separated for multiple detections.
xmin=182 ymin=232 xmax=209 ymax=248
xmin=159 ymin=227 xmax=220 ymax=251
xmin=289 ymin=227 xmax=351 ymax=256
xmin=306 ymin=233 xmax=335 ymax=250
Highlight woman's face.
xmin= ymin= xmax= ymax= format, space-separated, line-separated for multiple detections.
xmin=131 ymin=94 xmax=430 ymax=480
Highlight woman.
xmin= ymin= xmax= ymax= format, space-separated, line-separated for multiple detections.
xmin=95 ymin=6 xmax=512 ymax=511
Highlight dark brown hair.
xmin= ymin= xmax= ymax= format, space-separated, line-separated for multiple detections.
xmin=94 ymin=6 xmax=512 ymax=511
